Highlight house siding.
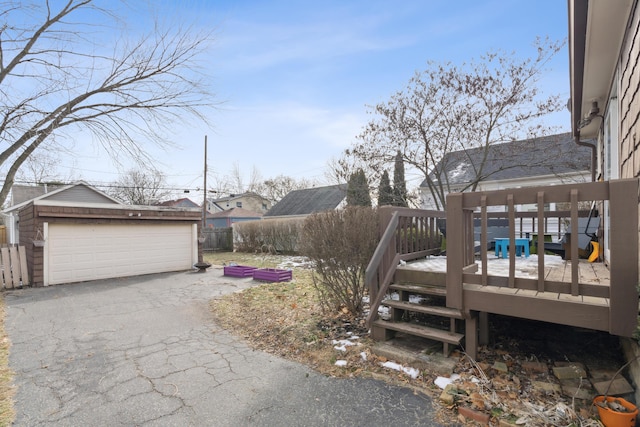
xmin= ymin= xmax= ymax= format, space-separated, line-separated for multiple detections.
xmin=619 ymin=2 xmax=640 ymax=179
xmin=19 ymin=204 xmax=201 ymax=286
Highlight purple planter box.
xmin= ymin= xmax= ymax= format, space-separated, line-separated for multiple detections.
xmin=252 ymin=268 xmax=292 ymax=282
xmin=223 ymin=265 xmax=258 ymax=278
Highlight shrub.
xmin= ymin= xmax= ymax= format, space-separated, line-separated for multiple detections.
xmin=234 ymin=218 xmax=304 ymax=254
xmin=300 ymin=207 xmax=379 ymax=316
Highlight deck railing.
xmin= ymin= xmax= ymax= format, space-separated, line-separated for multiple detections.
xmin=446 ymin=178 xmax=639 ymax=337
xmin=365 ymin=179 xmax=640 ymax=337
xmin=365 ymin=207 xmax=444 ymax=326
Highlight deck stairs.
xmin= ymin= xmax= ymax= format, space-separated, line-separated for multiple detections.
xmin=371 ymin=265 xmax=465 ymax=356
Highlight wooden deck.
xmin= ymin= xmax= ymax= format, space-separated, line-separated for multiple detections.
xmin=403 ymin=254 xmax=611 ymax=306
xmin=366 ymin=179 xmax=639 ymax=359
xmin=396 ymin=254 xmax=614 ymax=335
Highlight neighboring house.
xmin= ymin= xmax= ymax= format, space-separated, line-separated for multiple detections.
xmin=8 ymin=183 xmax=65 ymax=207
xmin=206 ymin=192 xmax=271 ymax=214
xmin=263 ymin=184 xmax=347 ymax=219
xmin=205 ymin=207 xmax=263 ymax=228
xmin=420 ymin=133 xmax=592 ymax=211
xmin=155 ymin=198 xmax=199 ymax=208
xmin=2 ymin=181 xmax=202 ymax=286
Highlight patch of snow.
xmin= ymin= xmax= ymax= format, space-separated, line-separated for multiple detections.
xmin=378 ymin=306 xmax=391 ymax=320
xmin=405 ymin=254 xmax=565 ymax=279
xmin=277 ymin=256 xmax=313 ymax=269
xmin=332 ymin=339 xmax=360 ymax=352
xmin=409 ymin=295 xmax=424 ymax=304
xmin=335 ymin=360 xmax=347 ymax=367
xmin=434 ymin=373 xmax=461 ymax=389
xmin=360 ymin=352 xmax=367 ymax=361
xmin=380 ymin=361 xmax=420 ymax=379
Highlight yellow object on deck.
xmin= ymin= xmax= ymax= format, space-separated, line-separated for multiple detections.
xmin=588 ymin=241 xmax=599 ymax=263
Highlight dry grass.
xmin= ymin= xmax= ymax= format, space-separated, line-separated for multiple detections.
xmin=204 ymin=251 xmax=620 ymax=426
xmin=0 ymin=296 xmax=15 ymax=427
xmin=205 ymin=251 xmax=429 ymax=382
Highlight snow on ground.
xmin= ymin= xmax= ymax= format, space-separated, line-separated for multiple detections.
xmin=380 ymin=361 xmax=420 ymax=379
xmin=332 ymin=337 xmax=361 ymax=352
xmin=276 ymin=256 xmax=313 ymax=269
xmin=405 ymin=253 xmax=566 ymax=278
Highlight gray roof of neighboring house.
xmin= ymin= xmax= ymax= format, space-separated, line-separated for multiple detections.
xmin=207 ymin=207 xmax=262 ymax=219
xmin=264 ymin=184 xmax=347 ymax=217
xmin=155 ymin=198 xmax=199 ymax=208
xmin=10 ymin=183 xmax=63 ymax=206
xmin=207 ymin=192 xmax=269 ymax=204
xmin=420 ymin=133 xmax=592 ymax=188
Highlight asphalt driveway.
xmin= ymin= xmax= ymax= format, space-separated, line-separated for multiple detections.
xmin=5 ymin=267 xmax=445 ymax=426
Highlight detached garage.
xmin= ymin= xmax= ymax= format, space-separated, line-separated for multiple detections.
xmin=5 ymin=182 xmax=202 ymax=286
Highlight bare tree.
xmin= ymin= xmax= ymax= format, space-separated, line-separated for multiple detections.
xmin=225 ymin=163 xmax=265 ymax=195
xmin=255 ymin=174 xmax=316 ymax=204
xmin=15 ymin=149 xmax=78 ymax=184
xmin=109 ymin=169 xmax=170 ymax=205
xmin=349 ymin=38 xmax=565 ymax=209
xmin=0 ymin=0 xmax=216 ymax=205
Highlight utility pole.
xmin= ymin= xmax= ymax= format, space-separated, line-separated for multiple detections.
xmin=195 ymin=135 xmax=209 ymax=269
xmin=202 ymin=135 xmax=207 ymax=232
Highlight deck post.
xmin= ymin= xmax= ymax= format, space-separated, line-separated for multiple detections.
xmin=465 ymin=311 xmax=478 ymax=360
xmin=479 ymin=312 xmax=489 ymax=346
xmin=609 ymin=179 xmax=639 ymax=336
xmin=446 ymin=193 xmax=464 ymax=310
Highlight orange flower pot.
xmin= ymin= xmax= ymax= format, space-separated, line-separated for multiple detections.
xmin=593 ymin=396 xmax=638 ymax=427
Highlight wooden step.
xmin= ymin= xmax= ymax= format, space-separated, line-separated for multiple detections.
xmin=395 ymin=268 xmax=446 ymax=286
xmin=389 ymin=283 xmax=446 ymax=297
xmin=372 ymin=320 xmax=464 ymax=345
xmin=382 ymin=300 xmax=464 ymax=319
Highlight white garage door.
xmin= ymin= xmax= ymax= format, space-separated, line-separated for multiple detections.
xmin=46 ymin=223 xmax=196 ymax=285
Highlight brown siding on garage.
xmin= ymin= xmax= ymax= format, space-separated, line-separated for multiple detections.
xmin=19 ymin=204 xmax=202 ymax=286
xmin=17 ymin=204 xmax=39 ymax=286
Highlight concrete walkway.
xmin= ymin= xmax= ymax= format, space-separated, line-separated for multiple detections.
xmin=5 ymin=267 xmax=445 ymax=426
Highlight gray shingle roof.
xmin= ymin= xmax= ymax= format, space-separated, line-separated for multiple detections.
xmin=264 ymin=184 xmax=347 ymax=217
xmin=421 ymin=133 xmax=592 ymax=187
xmin=10 ymin=184 xmax=62 ymax=206
xmin=207 ymin=207 xmax=262 ymax=219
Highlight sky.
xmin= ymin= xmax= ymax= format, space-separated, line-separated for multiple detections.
xmin=47 ymin=0 xmax=571 ymax=201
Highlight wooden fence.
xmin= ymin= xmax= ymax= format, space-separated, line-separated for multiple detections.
xmin=0 ymin=245 xmax=29 ymax=289
xmin=202 ymin=228 xmax=233 ymax=252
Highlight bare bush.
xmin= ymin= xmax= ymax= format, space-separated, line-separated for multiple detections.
xmin=300 ymin=207 xmax=379 ymax=316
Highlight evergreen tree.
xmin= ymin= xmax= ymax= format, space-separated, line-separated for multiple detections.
xmin=347 ymin=169 xmax=371 ymax=206
xmin=377 ymin=170 xmax=393 ymax=206
xmin=392 ymin=151 xmax=408 ymax=207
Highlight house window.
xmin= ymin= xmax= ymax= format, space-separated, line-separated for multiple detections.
xmin=262 ymin=203 xmax=267 ymax=210
xmin=236 ymin=201 xmax=242 ymax=208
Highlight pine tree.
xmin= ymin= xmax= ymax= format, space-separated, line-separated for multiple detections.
xmin=392 ymin=151 xmax=408 ymax=207
xmin=377 ymin=170 xmax=393 ymax=206
xmin=347 ymin=169 xmax=371 ymax=206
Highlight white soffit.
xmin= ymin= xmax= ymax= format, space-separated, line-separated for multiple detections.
xmin=579 ymin=0 xmax=632 ymax=137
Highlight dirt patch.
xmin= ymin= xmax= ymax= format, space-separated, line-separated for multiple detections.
xmin=206 ymin=252 xmax=631 ymax=426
